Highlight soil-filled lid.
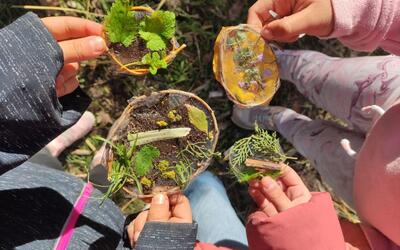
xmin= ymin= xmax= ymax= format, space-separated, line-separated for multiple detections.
xmin=103 ymin=90 xmax=219 ymax=200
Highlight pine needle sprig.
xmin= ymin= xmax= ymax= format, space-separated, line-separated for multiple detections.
xmin=229 ymin=124 xmax=290 ymax=182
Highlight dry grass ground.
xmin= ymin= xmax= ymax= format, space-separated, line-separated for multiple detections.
xmin=0 ymin=0 xmax=376 ymax=222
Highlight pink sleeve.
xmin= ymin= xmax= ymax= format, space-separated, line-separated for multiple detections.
xmin=325 ymin=0 xmax=400 ymax=55
xmin=246 ymin=192 xmax=346 ymax=250
xmin=360 ymin=225 xmax=400 ymax=250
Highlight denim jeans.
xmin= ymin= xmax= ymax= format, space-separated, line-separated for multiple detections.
xmin=185 ymin=171 xmax=248 ymax=249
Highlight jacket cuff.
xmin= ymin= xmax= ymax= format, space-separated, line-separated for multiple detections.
xmin=246 ymin=192 xmax=346 ymax=250
xmin=322 ymin=0 xmax=395 ymax=51
xmin=360 ymin=224 xmax=399 ymax=250
xmin=0 ymin=12 xmax=90 ymax=169
xmin=135 ymin=222 xmax=198 ymax=250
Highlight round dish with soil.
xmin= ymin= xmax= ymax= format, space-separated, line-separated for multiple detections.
xmin=104 ymin=1 xmax=186 ymax=75
xmin=102 ymin=90 xmax=219 ymax=200
xmin=213 ymin=24 xmax=280 ymax=108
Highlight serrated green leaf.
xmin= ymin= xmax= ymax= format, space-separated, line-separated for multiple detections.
xmin=138 ymin=10 xmax=175 ymax=51
xmin=105 ymin=0 xmax=139 ymax=47
xmin=140 ymin=10 xmax=176 ymax=40
xmin=139 ymin=31 xmax=166 ymax=51
xmin=185 ymin=104 xmax=208 ymax=134
xmin=134 ymin=145 xmax=160 ymax=177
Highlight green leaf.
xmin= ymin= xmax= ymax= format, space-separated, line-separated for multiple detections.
xmin=141 ymin=52 xmax=168 ymax=75
xmin=139 ymin=31 xmax=166 ymax=51
xmin=237 ymin=168 xmax=263 ymax=183
xmin=185 ymin=105 xmax=208 ymax=134
xmin=134 ymin=145 xmax=160 ymax=177
xmin=138 ymin=10 xmax=176 ymax=51
xmin=140 ymin=10 xmax=176 ymax=40
xmin=105 ymin=0 xmax=139 ymax=47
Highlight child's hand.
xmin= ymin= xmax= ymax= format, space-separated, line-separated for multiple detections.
xmin=127 ymin=194 xmax=192 ymax=247
xmin=249 ymin=166 xmax=311 ymax=216
xmin=247 ymin=0 xmax=334 ymax=42
xmin=41 ymin=17 xmax=107 ymax=97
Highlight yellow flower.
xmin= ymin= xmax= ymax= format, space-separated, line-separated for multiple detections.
xmin=140 ymin=176 xmax=153 ymax=188
xmin=156 ymin=160 xmax=170 ymax=172
xmin=156 ymin=120 xmax=169 ymax=127
xmin=167 ymin=110 xmax=182 ymax=122
xmin=162 ymin=171 xmax=176 ymax=180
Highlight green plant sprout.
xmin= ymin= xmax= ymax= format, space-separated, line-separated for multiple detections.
xmin=94 ymin=136 xmax=144 ymax=199
xmin=174 ymin=161 xmax=192 ymax=186
xmin=104 ymin=0 xmax=178 ymax=75
xmin=229 ymin=125 xmax=293 ymax=183
xmin=141 ymin=52 xmax=168 ymax=75
xmin=105 ymin=0 xmax=138 ymax=47
xmin=133 ymin=145 xmax=160 ymax=177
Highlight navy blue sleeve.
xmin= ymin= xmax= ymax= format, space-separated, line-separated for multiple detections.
xmin=0 ymin=12 xmax=91 ymax=172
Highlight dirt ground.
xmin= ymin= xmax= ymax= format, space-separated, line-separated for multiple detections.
xmin=0 ymin=0 xmax=380 ymax=221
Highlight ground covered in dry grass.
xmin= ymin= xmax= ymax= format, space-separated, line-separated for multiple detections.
xmin=0 ymin=0 xmax=376 ymax=222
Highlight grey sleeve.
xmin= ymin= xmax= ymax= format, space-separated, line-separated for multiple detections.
xmin=135 ymin=221 xmax=198 ymax=250
xmin=0 ymin=12 xmax=91 ymax=171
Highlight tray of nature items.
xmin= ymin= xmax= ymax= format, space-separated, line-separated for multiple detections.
xmin=213 ymin=24 xmax=280 ymax=108
xmin=101 ymin=90 xmax=219 ymax=200
xmin=226 ymin=125 xmax=292 ymax=183
xmin=104 ymin=0 xmax=186 ymax=75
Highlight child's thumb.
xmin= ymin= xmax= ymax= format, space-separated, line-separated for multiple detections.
xmin=147 ymin=193 xmax=170 ymax=222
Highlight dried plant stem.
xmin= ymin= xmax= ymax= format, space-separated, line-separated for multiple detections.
xmin=12 ymin=5 xmax=105 ymax=17
xmin=156 ymin=0 xmax=167 ymax=11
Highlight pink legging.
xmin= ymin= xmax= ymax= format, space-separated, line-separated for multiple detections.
xmin=268 ymin=50 xmax=400 ymax=207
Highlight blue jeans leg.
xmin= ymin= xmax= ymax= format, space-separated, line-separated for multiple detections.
xmin=184 ymin=171 xmax=248 ymax=249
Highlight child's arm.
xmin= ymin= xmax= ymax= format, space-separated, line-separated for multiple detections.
xmin=248 ymin=0 xmax=400 ymax=55
xmin=246 ymin=166 xmax=350 ymax=250
xmin=0 ymin=13 xmax=106 ymax=170
xmin=326 ymin=0 xmax=400 ymax=54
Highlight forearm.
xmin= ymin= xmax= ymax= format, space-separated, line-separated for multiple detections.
xmin=0 ymin=13 xmax=90 ymax=171
xmin=326 ymin=0 xmax=400 ymax=55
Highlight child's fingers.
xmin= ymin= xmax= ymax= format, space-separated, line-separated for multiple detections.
xmin=249 ymin=179 xmax=261 ymax=188
xmin=127 ymin=221 xmax=135 ymax=247
xmin=170 ymin=194 xmax=192 ymax=223
xmin=260 ymin=176 xmax=292 ymax=211
xmin=55 ymin=76 xmax=79 ymax=97
xmin=263 ymin=3 xmax=333 ymax=42
xmin=279 ymin=166 xmax=309 ymax=193
xmin=56 ymin=63 xmax=79 ymax=84
xmin=249 ymin=188 xmax=278 ymax=216
xmin=262 ymin=9 xmax=311 ymax=41
xmin=132 ymin=211 xmax=148 ymax=245
xmin=247 ymin=0 xmax=274 ymax=29
xmin=42 ymin=16 xmax=103 ymax=41
xmin=147 ymin=193 xmax=171 ymax=222
xmin=59 ymin=36 xmax=107 ymax=64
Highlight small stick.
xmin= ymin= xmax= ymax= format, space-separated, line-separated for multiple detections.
xmin=245 ymin=158 xmax=283 ymax=171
